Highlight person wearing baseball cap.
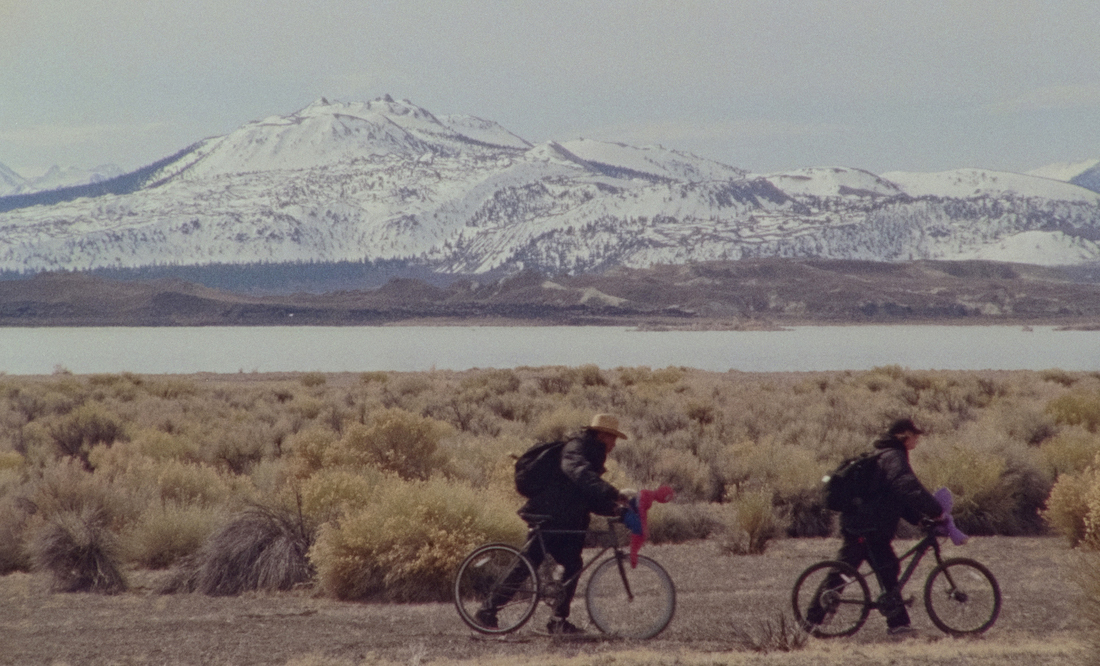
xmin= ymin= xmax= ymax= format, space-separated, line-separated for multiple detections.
xmin=806 ymin=417 xmax=943 ymax=637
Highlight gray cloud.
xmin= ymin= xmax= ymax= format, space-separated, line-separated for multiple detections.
xmin=1 ymin=0 xmax=1098 ymax=176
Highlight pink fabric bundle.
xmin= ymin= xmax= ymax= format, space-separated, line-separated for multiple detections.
xmin=629 ymin=485 xmax=675 ymax=567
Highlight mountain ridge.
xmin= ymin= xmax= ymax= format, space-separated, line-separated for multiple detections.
xmin=2 ymin=96 xmax=1100 ymax=289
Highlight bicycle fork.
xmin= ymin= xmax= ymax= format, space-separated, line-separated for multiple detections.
xmin=612 ymin=552 xmax=635 ymax=602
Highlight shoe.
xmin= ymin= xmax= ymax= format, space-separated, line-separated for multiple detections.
xmin=887 ymin=625 xmax=917 ymax=637
xmin=547 ymin=617 xmax=584 ymax=635
xmin=474 ymin=608 xmax=498 ymax=629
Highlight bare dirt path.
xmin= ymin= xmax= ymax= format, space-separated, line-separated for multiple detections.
xmin=0 ymin=537 xmax=1091 ymax=665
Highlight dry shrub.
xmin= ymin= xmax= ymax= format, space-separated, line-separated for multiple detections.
xmin=300 ymin=372 xmax=327 ymax=388
xmin=1086 ymin=473 xmax=1100 ymax=550
xmin=30 ymin=506 xmax=126 ymax=593
xmin=90 ymin=449 xmax=236 ymax=507
xmin=144 ymin=377 xmax=197 ymax=399
xmin=165 ymin=505 xmax=313 ymax=595
xmin=440 ymin=433 xmax=523 ymax=490
xmin=727 ymin=613 xmax=808 ymax=653
xmin=46 ymin=403 xmax=126 ymax=467
xmin=425 ymin=393 xmax=505 ymax=435
xmin=1043 ymin=466 xmax=1098 ymax=547
xmin=1041 ymin=369 xmax=1079 ymax=387
xmin=721 ymin=490 xmax=779 ymax=555
xmin=714 ymin=440 xmax=826 ymax=501
xmin=118 ymin=429 xmax=202 ymax=462
xmin=0 ymin=493 xmax=34 ymax=573
xmin=481 ymin=393 xmax=536 ymax=424
xmin=286 ymin=426 xmax=339 ymax=478
xmin=1041 ymin=430 xmax=1100 ymax=478
xmin=360 ymin=371 xmax=389 ymax=384
xmin=205 ymin=420 xmax=285 ymax=474
xmin=616 ymin=366 xmax=685 ymax=387
xmin=650 ymin=448 xmax=717 ymax=502
xmin=534 ymin=366 xmax=579 ymax=394
xmin=460 ymin=368 xmax=521 ymax=395
xmin=30 ymin=457 xmax=136 ymax=528
xmin=775 ymin=488 xmax=833 ymax=538
xmin=644 ymin=502 xmax=725 ymax=543
xmin=310 ymin=476 xmax=522 ymax=601
xmin=913 ymin=424 xmax=1053 ymax=536
xmin=576 ymin=363 xmax=607 ymax=387
xmin=292 ymin=396 xmax=327 ymax=420
xmin=1047 ymin=390 xmax=1100 ymax=432
xmin=125 ymin=501 xmax=224 ymax=568
xmin=529 ymin=407 xmax=590 ymax=443
xmin=328 ymin=409 xmax=451 ymax=480
xmin=298 ymin=467 xmax=385 ymax=524
xmin=379 ymin=374 xmax=432 ymax=409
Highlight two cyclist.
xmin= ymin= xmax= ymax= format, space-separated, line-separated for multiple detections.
xmin=806 ymin=418 xmax=945 ymax=636
xmin=475 ymin=413 xmax=636 ymax=635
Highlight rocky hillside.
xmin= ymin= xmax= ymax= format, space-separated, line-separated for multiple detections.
xmin=4 ymin=259 xmax=1100 ymax=327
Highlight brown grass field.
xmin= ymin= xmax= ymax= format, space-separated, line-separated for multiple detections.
xmin=1 ymin=535 xmax=1091 ymax=666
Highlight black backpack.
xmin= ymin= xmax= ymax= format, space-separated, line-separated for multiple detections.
xmin=513 ymin=440 xmax=567 ymax=498
xmin=823 ymin=450 xmax=884 ymax=512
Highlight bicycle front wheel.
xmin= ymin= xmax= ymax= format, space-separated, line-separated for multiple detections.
xmin=791 ymin=560 xmax=871 ymax=638
xmin=585 ymin=554 xmax=676 ymax=639
xmin=454 ymin=543 xmax=539 ymax=634
xmin=923 ymin=557 xmax=1001 ymax=635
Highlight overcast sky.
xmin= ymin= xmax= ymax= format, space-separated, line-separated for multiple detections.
xmin=2 ymin=0 xmax=1099 ymax=178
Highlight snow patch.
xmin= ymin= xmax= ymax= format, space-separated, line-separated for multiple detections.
xmin=954 ymin=230 xmax=1100 ymax=266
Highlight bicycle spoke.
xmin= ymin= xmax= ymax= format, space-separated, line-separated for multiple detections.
xmin=924 ymin=558 xmax=1001 ymax=635
xmin=791 ymin=560 xmax=871 ymax=638
xmin=586 ymin=555 xmax=675 ymax=639
xmin=454 ymin=544 xmax=539 ymax=634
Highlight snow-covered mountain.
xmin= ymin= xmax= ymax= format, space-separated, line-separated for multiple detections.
xmin=0 ymin=162 xmax=124 ymax=197
xmin=0 ymin=163 xmax=28 ymax=196
xmin=2 ymin=95 xmax=1099 ymax=282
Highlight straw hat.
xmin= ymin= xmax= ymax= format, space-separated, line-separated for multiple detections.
xmin=588 ymin=413 xmax=628 ymax=440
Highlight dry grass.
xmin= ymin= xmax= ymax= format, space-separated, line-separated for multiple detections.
xmin=29 ymin=506 xmax=125 ymax=593
xmin=163 ymin=505 xmax=313 ymax=595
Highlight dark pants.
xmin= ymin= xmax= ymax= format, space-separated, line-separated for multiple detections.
xmin=486 ymin=530 xmax=586 ymax=619
xmin=808 ymin=531 xmax=910 ymax=629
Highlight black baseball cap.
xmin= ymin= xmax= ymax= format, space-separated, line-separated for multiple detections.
xmin=888 ymin=418 xmax=926 ymax=436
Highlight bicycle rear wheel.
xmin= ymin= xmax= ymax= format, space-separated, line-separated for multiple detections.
xmin=791 ymin=560 xmax=871 ymax=638
xmin=923 ymin=557 xmax=1001 ymax=635
xmin=585 ymin=554 xmax=675 ymax=639
xmin=454 ymin=543 xmax=539 ymax=634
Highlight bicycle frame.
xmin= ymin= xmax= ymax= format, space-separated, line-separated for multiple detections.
xmin=858 ymin=528 xmax=944 ymax=604
xmin=520 ymin=517 xmax=635 ymax=603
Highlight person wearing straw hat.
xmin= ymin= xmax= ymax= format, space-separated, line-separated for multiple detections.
xmin=476 ymin=413 xmax=632 ymax=635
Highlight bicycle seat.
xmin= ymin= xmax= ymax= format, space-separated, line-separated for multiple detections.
xmin=518 ymin=512 xmax=553 ymax=526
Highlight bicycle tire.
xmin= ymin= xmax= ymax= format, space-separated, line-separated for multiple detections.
xmin=923 ymin=557 xmax=1001 ymax=635
xmin=791 ymin=560 xmax=871 ymax=638
xmin=454 ymin=543 xmax=539 ymax=634
xmin=585 ymin=554 xmax=676 ymax=639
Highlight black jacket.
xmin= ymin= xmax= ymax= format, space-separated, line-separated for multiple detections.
xmin=840 ymin=436 xmax=942 ymax=537
xmin=520 ymin=429 xmax=621 ymax=529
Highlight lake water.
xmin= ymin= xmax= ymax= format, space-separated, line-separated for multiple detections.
xmin=0 ymin=325 xmax=1097 ymax=375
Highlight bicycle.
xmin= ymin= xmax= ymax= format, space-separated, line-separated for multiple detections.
xmin=791 ymin=519 xmax=1001 ymax=637
xmin=453 ymin=513 xmax=676 ymax=639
